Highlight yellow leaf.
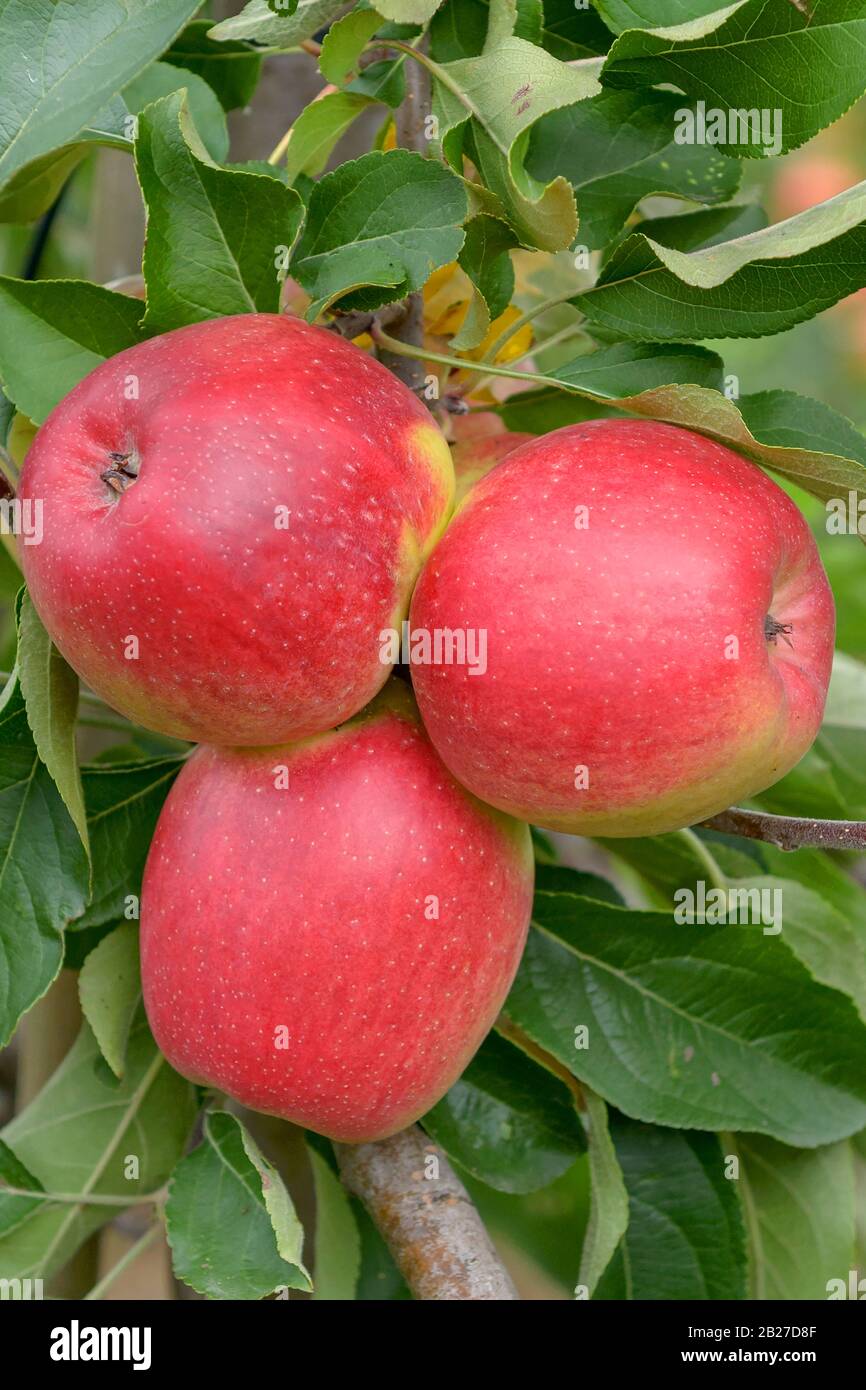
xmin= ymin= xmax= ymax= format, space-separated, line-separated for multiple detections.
xmin=424 ymin=263 xmax=472 ymax=336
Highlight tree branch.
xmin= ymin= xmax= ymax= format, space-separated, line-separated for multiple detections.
xmin=374 ymin=38 xmax=431 ymax=393
xmin=326 ymin=300 xmax=408 ymax=341
xmin=701 ymin=807 xmax=866 ymax=851
xmin=335 ymin=1125 xmax=519 ymax=1300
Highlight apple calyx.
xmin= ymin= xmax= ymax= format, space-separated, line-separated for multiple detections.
xmin=101 ymin=449 xmax=140 ymax=494
xmin=764 ymin=615 xmax=794 ymax=646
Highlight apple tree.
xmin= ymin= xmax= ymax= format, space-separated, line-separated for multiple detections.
xmin=0 ymin=0 xmax=866 ymax=1305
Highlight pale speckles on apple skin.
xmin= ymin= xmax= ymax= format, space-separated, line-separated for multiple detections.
xmin=410 ymin=418 xmax=835 ymax=837
xmin=139 ymin=681 xmax=533 ymax=1144
xmin=19 ymin=314 xmax=454 ymax=747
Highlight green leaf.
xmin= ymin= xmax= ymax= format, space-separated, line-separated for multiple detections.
xmin=754 ymin=650 xmax=866 ymax=820
xmin=527 ymin=90 xmax=741 ymax=252
xmin=375 ymin=0 xmax=442 ymax=19
xmin=535 ymin=864 xmax=626 ymax=907
xmin=0 ymin=390 xmax=14 ymax=449
xmin=506 ymin=883 xmax=866 ymax=1146
xmin=530 ymin=349 xmax=866 ymax=509
xmin=496 ymin=388 xmax=622 ymax=432
xmin=739 ymin=847 xmax=866 ymax=1028
xmin=347 ymin=56 xmax=407 ymax=108
xmin=0 ymin=1177 xmax=43 ymax=1241
xmin=577 ymin=1087 xmax=628 ymax=1297
xmin=620 ymin=201 xmax=767 ymax=257
xmin=0 ymin=0 xmax=202 ymax=194
xmin=733 ymin=877 xmax=866 ymax=1028
xmin=291 ymin=149 xmax=467 ymax=316
xmin=432 ymin=36 xmax=603 ymax=250
xmin=0 ymin=1138 xmax=43 ymax=1193
xmin=0 ymin=104 xmax=130 ymax=225
xmin=164 ymin=19 xmax=263 ymax=111
xmin=548 ymin=340 xmax=724 ymax=395
xmin=281 ymin=91 xmax=378 ymax=185
xmin=422 ymin=1031 xmax=585 ymax=1193
xmin=453 ymin=329 xmax=866 ymax=506
xmin=452 ymin=214 xmax=518 ymax=349
xmin=595 ymin=1115 xmax=747 ymax=1300
xmin=209 ymin=0 xmax=348 ymax=48
xmin=0 ymin=671 xmax=88 ymax=1048
xmin=0 ymin=1137 xmax=46 ymax=1239
xmin=78 ymin=923 xmax=141 ymax=1079
xmin=0 ymin=151 xmax=86 ymax=225
xmin=319 ymin=9 xmax=385 ymax=86
xmin=485 ymin=0 xmax=523 ymax=46
xmin=607 ymin=826 xmax=866 ymax=1028
xmin=74 ymin=756 xmax=183 ymax=932
xmin=123 ymin=60 xmax=230 ymax=164
xmin=167 ymin=1111 xmax=311 ymax=1300
xmin=601 ymin=0 xmax=866 ymax=158
xmin=541 ymin=0 xmax=614 ymax=60
xmin=430 ymin=0 xmax=489 ymax=59
xmin=0 ymin=1018 xmax=196 ymax=1279
xmin=732 ymin=1133 xmax=855 ymax=1300
xmin=135 ymin=91 xmax=304 ymax=334
xmin=0 ymin=279 xmax=144 ymax=425
xmin=575 ymin=179 xmax=866 ymax=340
xmin=596 ymin=0 xmax=737 ymax=32
xmin=673 ymin=388 xmax=866 ymax=505
xmin=307 ymin=1142 xmax=361 ymax=1300
xmin=16 ymin=591 xmax=88 ymax=858
xmin=514 ymin=0 xmax=544 ymax=44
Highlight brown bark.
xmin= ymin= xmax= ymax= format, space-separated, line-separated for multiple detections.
xmin=701 ymin=807 xmax=866 ymax=851
xmin=375 ymin=42 xmax=431 ymax=394
xmin=335 ymin=1127 xmax=519 ymax=1301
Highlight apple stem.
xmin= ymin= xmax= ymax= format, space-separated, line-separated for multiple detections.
xmin=100 ymin=449 xmax=139 ymax=495
xmin=454 ymin=300 xmax=588 ymax=400
xmin=701 ymin=807 xmax=866 ymax=851
xmin=764 ymin=615 xmax=794 ymax=645
xmin=676 ymin=827 xmax=729 ymax=891
xmin=335 ymin=1125 xmax=519 ymax=1300
xmin=370 ymin=323 xmax=544 ymax=385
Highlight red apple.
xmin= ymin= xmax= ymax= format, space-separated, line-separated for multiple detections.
xmin=448 ymin=409 xmax=510 ymax=444
xmin=410 ymin=420 xmax=835 ymax=837
xmin=452 ymin=430 xmax=534 ymax=503
xmin=772 ymin=153 xmax=858 ymax=221
xmin=19 ymin=314 xmax=453 ymax=745
xmin=139 ymin=680 xmax=533 ymax=1142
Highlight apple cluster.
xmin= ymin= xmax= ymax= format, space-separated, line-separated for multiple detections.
xmin=18 ymin=314 xmax=835 ymax=1142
